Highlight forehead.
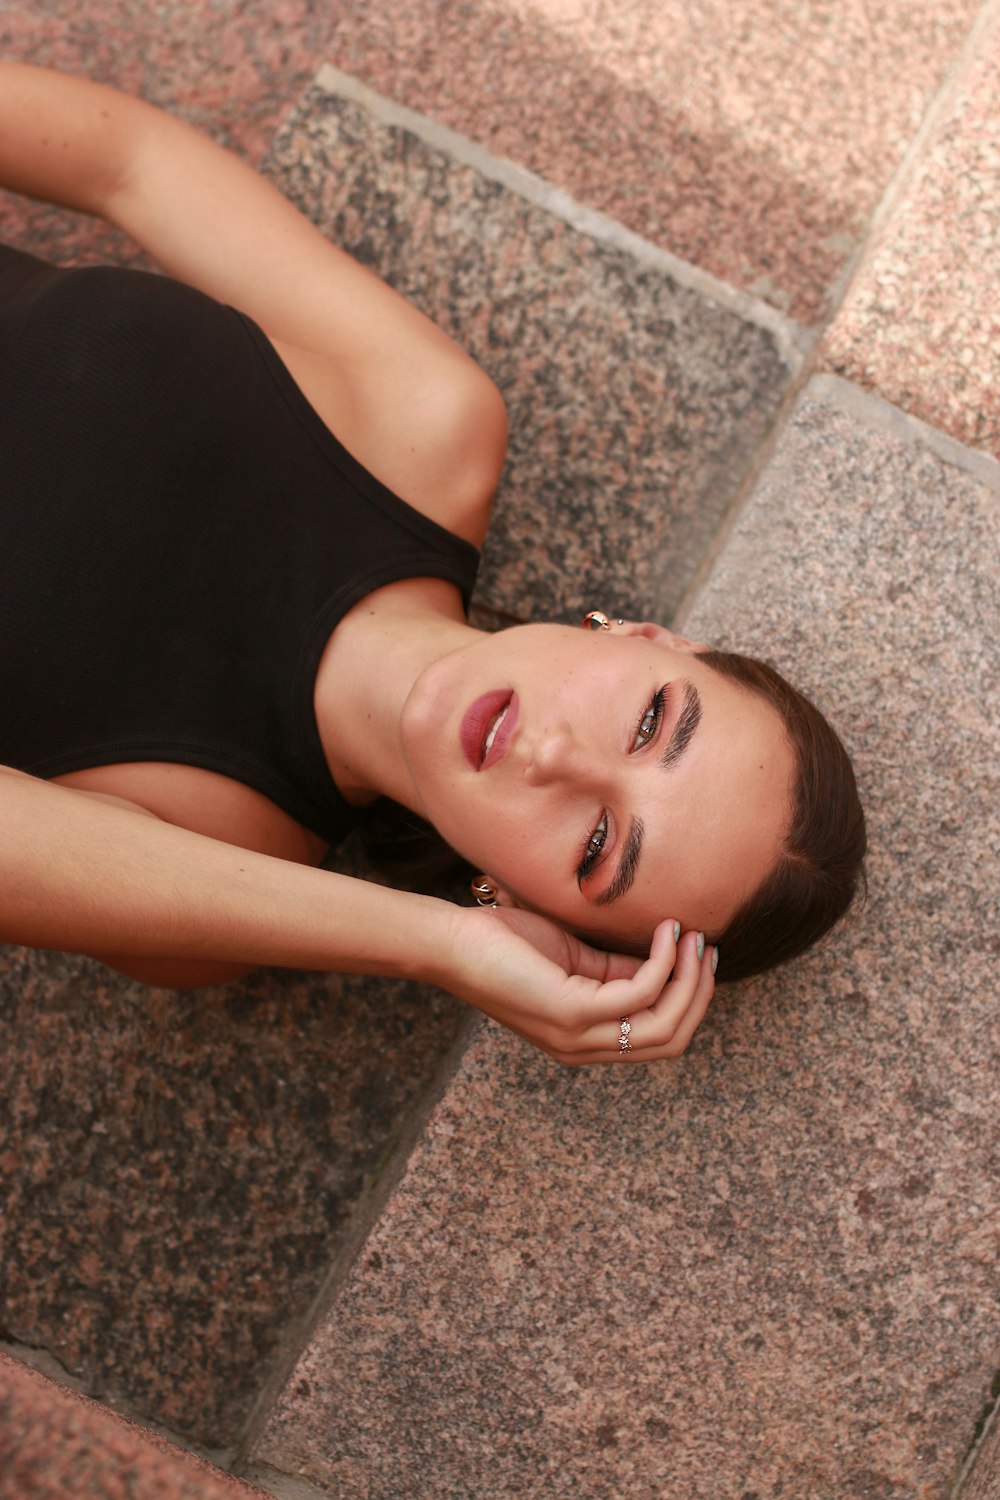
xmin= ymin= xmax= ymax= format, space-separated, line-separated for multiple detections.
xmin=601 ymin=664 xmax=794 ymax=942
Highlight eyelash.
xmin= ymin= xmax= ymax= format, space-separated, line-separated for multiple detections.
xmin=633 ymin=686 xmax=665 ymax=751
xmin=576 ymin=686 xmax=665 ymax=883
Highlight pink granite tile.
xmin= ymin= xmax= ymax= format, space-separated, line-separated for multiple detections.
xmin=319 ymin=0 xmax=985 ymax=323
xmin=822 ymin=5 xmax=1000 ymax=455
xmin=248 ymin=381 xmax=1000 ymax=1498
xmin=0 ymin=1352 xmax=268 ymax=1499
xmin=1 ymin=0 xmax=986 ymax=323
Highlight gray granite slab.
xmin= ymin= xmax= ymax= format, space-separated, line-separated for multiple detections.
xmin=263 ymin=69 xmax=799 ymax=627
xmin=0 ymin=935 xmax=466 ymax=1447
xmin=247 ymin=377 xmax=1000 ymax=1498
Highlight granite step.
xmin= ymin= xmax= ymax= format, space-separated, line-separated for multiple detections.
xmin=0 ymin=0 xmax=997 ymax=1489
xmin=238 ymin=34 xmax=1000 ymax=1494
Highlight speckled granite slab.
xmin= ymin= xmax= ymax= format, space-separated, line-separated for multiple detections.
xmin=323 ymin=0 xmax=985 ymax=327
xmin=263 ymin=68 xmax=800 ymax=627
xmin=247 ymin=377 xmax=1000 ymax=1498
xmin=0 ymin=941 xmax=466 ymax=1447
xmin=822 ymin=1 xmax=1000 ymax=457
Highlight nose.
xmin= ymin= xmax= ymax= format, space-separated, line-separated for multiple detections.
xmin=524 ymin=720 xmax=606 ymax=791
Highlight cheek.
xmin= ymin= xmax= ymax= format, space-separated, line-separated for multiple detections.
xmin=471 ymin=813 xmax=558 ymax=893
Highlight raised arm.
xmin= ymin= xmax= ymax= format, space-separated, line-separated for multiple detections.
xmin=0 ymin=62 xmax=440 ymax=356
xmin=0 ymin=767 xmax=712 ymax=1063
xmin=0 ymin=62 xmax=506 ymax=541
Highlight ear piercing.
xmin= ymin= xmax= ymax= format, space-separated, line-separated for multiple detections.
xmin=471 ymin=875 xmax=499 ymax=907
xmin=582 ymin=611 xmax=625 ymax=631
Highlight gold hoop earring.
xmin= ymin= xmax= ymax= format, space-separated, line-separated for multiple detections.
xmin=582 ymin=611 xmax=625 ymax=631
xmin=471 ymin=875 xmax=499 ymax=907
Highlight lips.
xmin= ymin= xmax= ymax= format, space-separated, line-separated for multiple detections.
xmin=460 ymin=691 xmax=519 ymax=771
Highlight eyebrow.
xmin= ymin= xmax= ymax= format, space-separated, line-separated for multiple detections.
xmin=659 ymin=681 xmax=703 ymax=770
xmin=595 ymin=816 xmax=644 ymax=907
xmin=594 ymin=681 xmax=703 ymax=907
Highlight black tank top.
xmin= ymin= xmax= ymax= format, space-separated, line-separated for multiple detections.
xmin=0 ymin=247 xmax=479 ymax=844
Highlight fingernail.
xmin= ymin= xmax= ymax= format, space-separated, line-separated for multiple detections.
xmin=673 ymin=921 xmax=681 ymax=942
xmin=712 ymin=946 xmax=720 ymax=975
xmin=696 ymin=931 xmax=705 ymax=961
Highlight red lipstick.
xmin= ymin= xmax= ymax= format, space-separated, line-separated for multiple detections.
xmin=460 ymin=691 xmax=519 ymax=770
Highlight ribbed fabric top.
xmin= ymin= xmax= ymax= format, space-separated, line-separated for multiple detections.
xmin=0 ymin=247 xmax=479 ymax=844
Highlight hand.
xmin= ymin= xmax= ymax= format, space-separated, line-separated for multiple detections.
xmin=440 ymin=905 xmax=716 ymax=1065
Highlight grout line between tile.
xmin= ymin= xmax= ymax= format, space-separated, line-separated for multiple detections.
xmin=311 ymin=63 xmax=812 ymax=370
xmin=823 ymin=0 xmax=1000 ymax=320
xmin=0 ymin=1337 xmax=239 ymax=1471
xmin=237 ymin=1462 xmax=334 ymax=1500
xmin=808 ymin=374 xmax=1000 ymax=491
xmin=949 ymin=1376 xmax=1000 ymax=1499
xmin=667 ymin=360 xmax=811 ymax=632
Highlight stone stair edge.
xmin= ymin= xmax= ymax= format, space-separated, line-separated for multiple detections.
xmin=797 ymin=373 xmax=1000 ymax=490
xmin=0 ymin=1350 xmax=270 ymax=1500
xmin=308 ymin=62 xmax=814 ymax=370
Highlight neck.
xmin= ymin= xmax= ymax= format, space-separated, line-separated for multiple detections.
xmin=313 ymin=577 xmax=476 ymax=811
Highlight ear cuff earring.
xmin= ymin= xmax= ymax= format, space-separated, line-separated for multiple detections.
xmin=471 ymin=875 xmax=499 ymax=907
xmin=582 ymin=611 xmax=625 ymax=632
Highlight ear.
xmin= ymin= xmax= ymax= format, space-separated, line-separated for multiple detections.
xmin=491 ymin=881 xmax=521 ymax=911
xmin=615 ymin=619 xmax=710 ymax=653
xmin=474 ymin=874 xmax=522 ymax=911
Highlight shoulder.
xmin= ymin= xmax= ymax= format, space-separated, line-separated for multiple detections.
xmin=272 ymin=335 xmax=507 ymax=547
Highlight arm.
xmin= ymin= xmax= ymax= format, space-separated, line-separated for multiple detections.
xmin=0 ymin=766 xmax=713 ymax=1063
xmin=0 ymin=765 xmax=448 ymax=978
xmin=0 ymin=63 xmax=444 ymax=358
xmin=0 ymin=63 xmax=506 ymax=541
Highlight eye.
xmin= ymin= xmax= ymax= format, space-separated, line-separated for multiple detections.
xmin=576 ymin=812 xmax=608 ymax=884
xmin=632 ymin=686 xmax=665 ymax=750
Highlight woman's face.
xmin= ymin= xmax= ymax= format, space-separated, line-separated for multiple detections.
xmin=399 ymin=622 xmax=795 ymax=946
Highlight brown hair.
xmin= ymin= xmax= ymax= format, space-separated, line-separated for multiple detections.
xmin=698 ymin=650 xmax=867 ymax=982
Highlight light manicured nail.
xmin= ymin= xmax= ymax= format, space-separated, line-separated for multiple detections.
xmin=712 ymin=946 xmax=720 ymax=975
xmin=696 ymin=931 xmax=705 ymax=961
xmin=673 ymin=921 xmax=681 ymax=942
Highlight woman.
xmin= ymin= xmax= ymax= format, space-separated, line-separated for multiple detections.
xmin=0 ymin=64 xmax=865 ymax=1064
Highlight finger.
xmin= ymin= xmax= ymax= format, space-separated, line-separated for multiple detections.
xmin=555 ymin=922 xmax=685 ymax=1056
xmin=574 ymin=918 xmax=681 ymax=1024
xmin=651 ymin=939 xmax=716 ymax=1057
xmin=592 ymin=932 xmax=716 ymax=1062
xmin=644 ymin=929 xmax=713 ymax=1047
